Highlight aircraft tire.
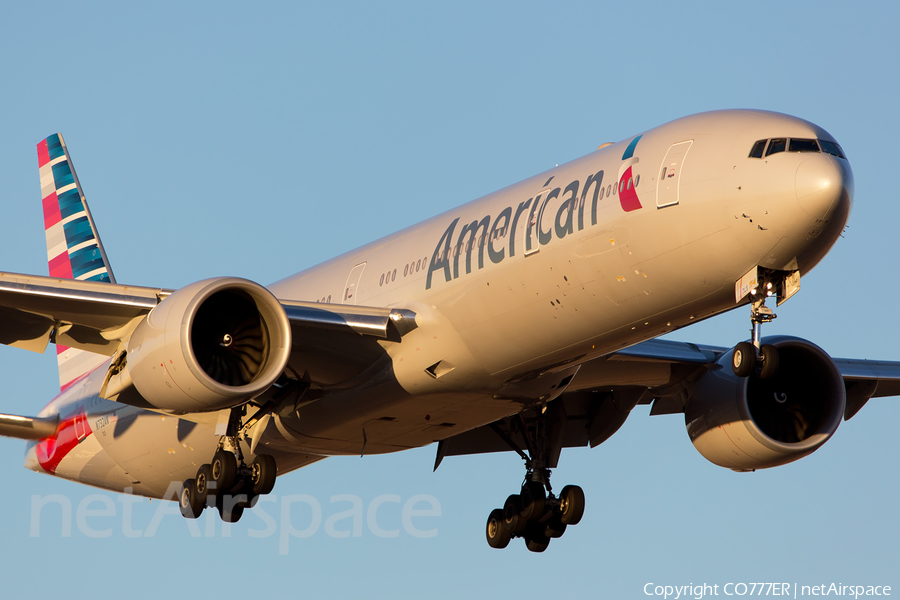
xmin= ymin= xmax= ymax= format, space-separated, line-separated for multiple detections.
xmin=211 ymin=449 xmax=237 ymax=493
xmin=195 ymin=464 xmax=213 ymax=498
xmin=180 ymin=479 xmax=204 ymax=519
xmin=559 ymin=485 xmax=585 ymax=525
xmin=544 ymin=515 xmax=567 ymax=539
xmin=503 ymin=494 xmax=525 ymax=535
xmin=523 ymin=524 xmax=550 ymax=553
xmin=251 ymin=454 xmax=277 ymax=496
xmin=519 ymin=481 xmax=546 ymax=522
xmin=732 ymin=342 xmax=756 ymax=377
xmin=759 ymin=344 xmax=779 ymax=379
xmin=486 ymin=509 xmax=511 ymax=549
xmin=233 ymin=481 xmax=260 ymax=509
xmin=217 ymin=494 xmax=245 ymax=523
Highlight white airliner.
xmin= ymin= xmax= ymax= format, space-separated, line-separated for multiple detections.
xmin=1 ymin=109 xmax=897 ymax=552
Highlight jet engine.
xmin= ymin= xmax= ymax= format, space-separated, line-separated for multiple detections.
xmin=684 ymin=336 xmax=845 ymax=471
xmin=120 ymin=277 xmax=292 ymax=413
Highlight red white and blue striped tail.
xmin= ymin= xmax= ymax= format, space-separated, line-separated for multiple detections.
xmin=37 ymin=133 xmax=115 ymax=390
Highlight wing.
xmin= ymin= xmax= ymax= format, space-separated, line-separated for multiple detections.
xmin=433 ymin=337 xmax=900 ymax=466
xmin=0 ymin=271 xmax=162 ymax=354
xmin=0 ymin=269 xmax=416 ymax=379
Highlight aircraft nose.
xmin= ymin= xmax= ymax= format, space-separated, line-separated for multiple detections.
xmin=795 ymin=154 xmax=850 ymax=219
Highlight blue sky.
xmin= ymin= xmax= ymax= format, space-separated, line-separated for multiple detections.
xmin=1 ymin=1 xmax=898 ymax=597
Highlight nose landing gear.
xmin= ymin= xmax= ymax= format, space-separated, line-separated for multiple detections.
xmin=732 ymin=287 xmax=779 ymax=379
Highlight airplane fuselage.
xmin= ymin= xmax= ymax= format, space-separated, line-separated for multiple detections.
xmin=24 ymin=110 xmax=853 ymax=499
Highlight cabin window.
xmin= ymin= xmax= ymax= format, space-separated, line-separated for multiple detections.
xmin=789 ymin=138 xmax=820 ymax=153
xmin=765 ymin=138 xmax=787 ymax=156
xmin=380 ymin=274 xmax=385 ymax=286
xmin=635 ymin=174 xmax=640 ymax=187
xmin=749 ymin=139 xmax=767 ymax=158
xmin=404 ymin=264 xmax=409 ymax=277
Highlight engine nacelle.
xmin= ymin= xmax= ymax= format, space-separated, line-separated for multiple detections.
xmin=684 ymin=336 xmax=845 ymax=471
xmin=122 ymin=277 xmax=292 ymax=413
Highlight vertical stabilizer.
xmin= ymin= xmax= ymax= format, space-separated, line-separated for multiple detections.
xmin=37 ymin=134 xmax=115 ymax=389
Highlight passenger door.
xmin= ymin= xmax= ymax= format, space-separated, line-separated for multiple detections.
xmin=343 ymin=262 xmax=366 ymax=305
xmin=657 ymin=141 xmax=693 ymax=208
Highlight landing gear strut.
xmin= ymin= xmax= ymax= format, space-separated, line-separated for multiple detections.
xmin=179 ymin=406 xmax=278 ymax=522
xmin=484 ymin=408 xmax=585 ymax=552
xmin=732 ymin=283 xmax=779 ymax=379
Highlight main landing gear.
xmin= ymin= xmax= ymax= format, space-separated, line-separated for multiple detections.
xmin=731 ymin=286 xmax=779 ymax=379
xmin=179 ymin=447 xmax=276 ymax=523
xmin=483 ymin=408 xmax=586 ymax=552
xmin=485 ymin=480 xmax=585 ymax=552
xmin=179 ymin=408 xmax=278 ymax=523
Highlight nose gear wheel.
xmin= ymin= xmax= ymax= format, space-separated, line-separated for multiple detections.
xmin=732 ymin=290 xmax=780 ymax=380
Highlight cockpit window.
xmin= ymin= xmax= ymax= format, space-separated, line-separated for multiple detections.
xmin=765 ymin=138 xmax=786 ymax=156
xmin=789 ymin=138 xmax=819 ymax=152
xmin=819 ymin=140 xmax=846 ymax=159
xmin=748 ymin=140 xmax=767 ymax=158
xmin=750 ymin=137 xmax=846 ymax=160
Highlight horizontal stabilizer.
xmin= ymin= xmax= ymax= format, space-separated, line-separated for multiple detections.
xmin=0 ymin=413 xmax=58 ymax=440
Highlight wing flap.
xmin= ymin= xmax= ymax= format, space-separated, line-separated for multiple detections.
xmin=0 ymin=271 xmax=164 ymax=355
xmin=0 ymin=304 xmax=55 ymax=353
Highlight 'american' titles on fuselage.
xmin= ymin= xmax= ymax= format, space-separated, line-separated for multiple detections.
xmin=426 ymin=136 xmax=643 ymax=290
